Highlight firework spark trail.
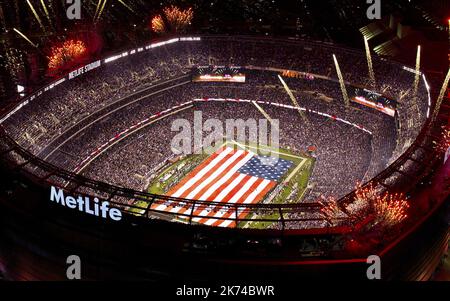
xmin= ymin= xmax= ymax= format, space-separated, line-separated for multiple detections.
xmin=319 ymin=196 xmax=345 ymax=226
xmin=434 ymin=125 xmax=450 ymax=154
xmin=94 ymin=0 xmax=103 ymax=21
xmin=364 ymin=36 xmax=375 ymax=87
xmin=40 ymin=0 xmax=51 ymax=25
xmin=26 ymin=0 xmax=46 ymax=32
xmin=13 ymin=28 xmax=37 ymax=48
xmin=333 ymin=54 xmax=350 ymax=107
xmin=163 ymin=6 xmax=193 ymax=32
xmin=431 ymin=68 xmax=450 ymax=123
xmin=374 ymin=192 xmax=409 ymax=227
xmin=278 ymin=75 xmax=308 ymax=123
xmin=117 ymin=0 xmax=135 ymax=14
xmin=346 ymin=183 xmax=409 ymax=227
xmin=96 ymin=0 xmax=109 ymax=23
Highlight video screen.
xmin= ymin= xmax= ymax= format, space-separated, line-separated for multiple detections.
xmin=352 ymin=88 xmax=397 ymax=117
xmin=192 ymin=66 xmax=245 ymax=83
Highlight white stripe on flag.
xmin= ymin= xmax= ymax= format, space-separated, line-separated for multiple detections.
xmin=204 ymin=177 xmax=260 ymax=225
xmin=216 ymin=179 xmax=272 ymax=227
xmin=171 ymin=147 xmax=233 ymax=198
xmin=191 ymin=173 xmax=250 ymax=221
xmin=171 ymin=151 xmax=254 ymax=216
xmin=196 ymin=152 xmax=253 ymax=202
xmin=185 ymin=150 xmax=245 ymax=200
xmin=169 ymin=149 xmax=246 ymax=213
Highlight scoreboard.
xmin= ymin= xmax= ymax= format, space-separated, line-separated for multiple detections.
xmin=192 ymin=66 xmax=246 ymax=83
xmin=352 ymin=88 xmax=397 ymax=117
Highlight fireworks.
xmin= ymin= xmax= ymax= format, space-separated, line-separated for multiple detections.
xmin=2 ymin=47 xmax=24 ymax=81
xmin=346 ymin=182 xmax=409 ymax=228
xmin=163 ymin=6 xmax=193 ymax=32
xmin=319 ymin=196 xmax=346 ymax=226
xmin=151 ymin=15 xmax=166 ymax=34
xmin=373 ymin=192 xmax=409 ymax=227
xmin=151 ymin=6 xmax=193 ymax=34
xmin=48 ymin=40 xmax=87 ymax=71
xmin=434 ymin=125 xmax=450 ymax=154
xmin=346 ymin=182 xmax=378 ymax=215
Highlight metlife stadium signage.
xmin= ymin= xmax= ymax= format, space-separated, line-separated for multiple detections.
xmin=68 ymin=60 xmax=101 ymax=80
xmin=50 ymin=186 xmax=122 ymax=221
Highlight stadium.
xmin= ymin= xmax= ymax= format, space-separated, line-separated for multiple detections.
xmin=0 ymin=1 xmax=449 ymax=283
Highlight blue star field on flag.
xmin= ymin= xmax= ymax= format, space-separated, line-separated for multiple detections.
xmin=237 ymin=155 xmax=293 ymax=182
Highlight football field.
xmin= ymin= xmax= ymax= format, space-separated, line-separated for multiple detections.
xmin=141 ymin=141 xmax=314 ymax=228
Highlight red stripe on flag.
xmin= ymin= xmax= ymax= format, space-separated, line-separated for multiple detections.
xmin=151 ymin=147 xmax=226 ymax=210
xmin=195 ymin=174 xmax=254 ymax=224
xmin=210 ymin=178 xmax=265 ymax=227
xmin=190 ymin=173 xmax=243 ymax=217
xmin=220 ymin=181 xmax=276 ymax=228
xmin=176 ymin=151 xmax=248 ymax=215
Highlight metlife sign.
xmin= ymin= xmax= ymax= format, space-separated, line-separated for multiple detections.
xmin=50 ymin=186 xmax=122 ymax=221
xmin=68 ymin=60 xmax=102 ymax=80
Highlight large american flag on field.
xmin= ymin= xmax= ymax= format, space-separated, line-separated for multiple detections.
xmin=151 ymin=146 xmax=293 ymax=227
